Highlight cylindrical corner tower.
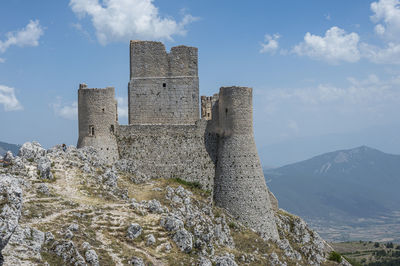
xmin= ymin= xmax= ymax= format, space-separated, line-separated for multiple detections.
xmin=77 ymin=84 xmax=119 ymax=162
xmin=214 ymin=86 xmax=279 ymax=240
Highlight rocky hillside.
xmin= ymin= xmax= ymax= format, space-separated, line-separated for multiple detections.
xmin=0 ymin=142 xmax=346 ymax=265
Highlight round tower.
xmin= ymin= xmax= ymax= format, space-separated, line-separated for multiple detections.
xmin=214 ymin=86 xmax=279 ymax=240
xmin=77 ymin=84 xmax=119 ymax=162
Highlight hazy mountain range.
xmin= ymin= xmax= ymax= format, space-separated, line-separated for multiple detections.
xmin=0 ymin=141 xmax=20 ymax=157
xmin=265 ymin=146 xmax=400 ymax=242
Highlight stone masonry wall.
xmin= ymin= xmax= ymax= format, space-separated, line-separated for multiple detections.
xmin=214 ymin=87 xmax=279 ymax=240
xmin=128 ymin=41 xmax=199 ymax=125
xmin=117 ymin=120 xmax=217 ymax=191
xmin=128 ymin=77 xmax=199 ymax=125
xmin=77 ymin=85 xmax=119 ymax=161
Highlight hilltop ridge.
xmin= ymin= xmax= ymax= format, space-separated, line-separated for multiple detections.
xmin=266 ymin=146 xmax=400 ymax=242
xmin=0 ymin=141 xmax=347 ymax=265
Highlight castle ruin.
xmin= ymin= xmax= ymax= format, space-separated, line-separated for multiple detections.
xmin=77 ymin=41 xmax=279 ymax=240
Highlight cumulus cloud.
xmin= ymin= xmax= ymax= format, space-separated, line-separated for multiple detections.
xmin=51 ymin=99 xmax=78 ymax=120
xmin=293 ymin=27 xmax=361 ymax=64
xmin=260 ymin=34 xmax=280 ymax=54
xmin=0 ymin=58 xmax=5 ymax=63
xmin=0 ymin=85 xmax=23 ymax=111
xmin=370 ymin=0 xmax=400 ymax=41
xmin=69 ymin=0 xmax=197 ymax=44
xmin=0 ymin=20 xmax=44 ymax=53
xmin=117 ymin=96 xmax=128 ymax=118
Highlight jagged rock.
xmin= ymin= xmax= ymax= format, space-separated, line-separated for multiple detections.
xmin=37 ymin=156 xmax=54 ymax=180
xmin=130 ymin=256 xmax=145 ymax=266
xmin=18 ymin=141 xmax=45 ymax=161
xmin=0 ymin=174 xmax=22 ymax=265
xmin=45 ymin=232 xmax=55 ymax=244
xmin=173 ymin=229 xmax=193 ymax=253
xmin=146 ymin=234 xmax=156 ymax=246
xmin=147 ymin=199 xmax=164 ymax=213
xmin=2 ymin=151 xmax=13 ymax=164
xmin=160 ymin=214 xmax=184 ymax=232
xmin=2 ymin=226 xmax=45 ymax=264
xmin=214 ymin=253 xmax=237 ymax=266
xmin=102 ymin=168 xmax=118 ymax=187
xmin=65 ymin=229 xmax=74 ymax=239
xmin=268 ymin=190 xmax=279 ymax=211
xmin=198 ymin=256 xmax=212 ymax=266
xmin=268 ymin=252 xmax=286 ymax=266
xmin=37 ymin=183 xmax=50 ymax=195
xmin=52 ymin=240 xmax=86 ymax=265
xmin=85 ymin=249 xmax=99 ymax=266
xmin=82 ymin=242 xmax=91 ymax=250
xmin=127 ymin=223 xmax=142 ymax=239
xmin=68 ymin=223 xmax=79 ymax=232
xmin=277 ymin=238 xmax=302 ymax=261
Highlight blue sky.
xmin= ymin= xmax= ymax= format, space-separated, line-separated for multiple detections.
xmin=1 ymin=0 xmax=400 ymax=167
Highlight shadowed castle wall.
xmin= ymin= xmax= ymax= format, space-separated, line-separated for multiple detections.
xmin=128 ymin=41 xmax=199 ymax=125
xmin=77 ymin=84 xmax=119 ymax=161
xmin=117 ymin=120 xmax=217 ymax=191
xmin=214 ymin=86 xmax=279 ymax=240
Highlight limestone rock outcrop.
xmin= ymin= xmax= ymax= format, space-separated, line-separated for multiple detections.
xmin=0 ymin=142 xmax=342 ymax=265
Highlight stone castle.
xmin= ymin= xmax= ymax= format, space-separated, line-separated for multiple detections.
xmin=77 ymin=41 xmax=279 ymax=240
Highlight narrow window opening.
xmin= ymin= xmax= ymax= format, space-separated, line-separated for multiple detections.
xmin=110 ymin=124 xmax=115 ymax=133
xmin=207 ymin=113 xmax=210 ymax=118
xmin=102 ymin=108 xmax=105 ymax=112
xmin=163 ymin=83 xmax=166 ymax=88
xmin=225 ymin=108 xmax=228 ymax=116
xmin=89 ymin=125 xmax=95 ymax=136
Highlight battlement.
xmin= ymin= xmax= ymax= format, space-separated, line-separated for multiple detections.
xmin=201 ymin=94 xmax=219 ymax=120
xmin=78 ymin=84 xmax=116 ymax=96
xmin=128 ymin=41 xmax=199 ymax=125
xmin=130 ymin=40 xmax=198 ymax=79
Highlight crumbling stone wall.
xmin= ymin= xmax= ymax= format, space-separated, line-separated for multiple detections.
xmin=128 ymin=41 xmax=199 ymax=125
xmin=117 ymin=120 xmax=217 ymax=191
xmin=214 ymin=86 xmax=279 ymax=240
xmin=77 ymin=84 xmax=119 ymax=162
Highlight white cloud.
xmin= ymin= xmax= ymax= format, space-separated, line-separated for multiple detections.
xmin=69 ymin=0 xmax=197 ymax=44
xmin=260 ymin=34 xmax=280 ymax=54
xmin=0 ymin=58 xmax=5 ymax=63
xmin=117 ymin=96 xmax=128 ymax=118
xmin=0 ymin=20 xmax=44 ymax=53
xmin=370 ymin=0 xmax=400 ymax=41
xmin=360 ymin=41 xmax=400 ymax=64
xmin=259 ymin=74 xmax=400 ymax=115
xmin=0 ymin=85 xmax=23 ymax=111
xmin=293 ymin=27 xmax=361 ymax=64
xmin=51 ymin=99 xmax=78 ymax=120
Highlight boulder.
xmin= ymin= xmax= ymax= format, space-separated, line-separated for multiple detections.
xmin=127 ymin=223 xmax=142 ymax=240
xmin=18 ymin=142 xmax=45 ymax=161
xmin=160 ymin=215 xmax=184 ymax=232
xmin=173 ymin=229 xmax=193 ymax=253
xmin=146 ymin=234 xmax=156 ymax=246
xmin=130 ymin=256 xmax=145 ymax=266
xmin=0 ymin=175 xmax=23 ymax=265
xmin=37 ymin=156 xmax=53 ymax=180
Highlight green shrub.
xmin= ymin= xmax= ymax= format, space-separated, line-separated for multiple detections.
xmin=328 ymin=251 xmax=342 ymax=263
xmin=172 ymin=178 xmax=202 ymax=190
